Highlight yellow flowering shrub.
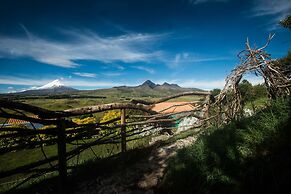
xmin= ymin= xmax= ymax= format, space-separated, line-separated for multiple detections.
xmin=100 ymin=110 xmax=121 ymax=125
xmin=38 ymin=125 xmax=57 ymax=141
xmin=72 ymin=117 xmax=97 ymax=125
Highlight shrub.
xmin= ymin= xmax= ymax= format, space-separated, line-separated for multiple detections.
xmin=160 ymin=97 xmax=291 ymax=194
xmin=72 ymin=117 xmax=97 ymax=125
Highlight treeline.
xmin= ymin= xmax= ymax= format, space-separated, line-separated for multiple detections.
xmin=212 ymin=80 xmax=267 ymax=104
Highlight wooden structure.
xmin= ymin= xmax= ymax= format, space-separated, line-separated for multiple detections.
xmin=0 ymin=91 xmax=211 ymax=193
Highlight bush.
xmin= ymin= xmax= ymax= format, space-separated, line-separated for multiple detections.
xmin=72 ymin=117 xmax=97 ymax=125
xmin=160 ymin=97 xmax=291 ymax=194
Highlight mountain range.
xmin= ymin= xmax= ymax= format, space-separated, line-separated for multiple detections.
xmin=1 ymin=79 xmax=202 ymax=98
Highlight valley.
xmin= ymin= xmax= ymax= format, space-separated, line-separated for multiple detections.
xmin=0 ymin=80 xmax=204 ymax=111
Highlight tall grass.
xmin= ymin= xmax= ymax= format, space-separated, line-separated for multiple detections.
xmin=160 ymin=97 xmax=291 ymax=194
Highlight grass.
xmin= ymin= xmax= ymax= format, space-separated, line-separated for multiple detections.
xmin=244 ymin=97 xmax=269 ymax=110
xmin=20 ymin=95 xmax=203 ymax=111
xmin=168 ymin=95 xmax=204 ymax=102
xmin=0 ymin=135 xmax=151 ymax=192
xmin=7 ymin=127 xmax=200 ymax=194
xmin=159 ymin=97 xmax=291 ymax=194
xmin=20 ymin=98 xmax=112 ymax=111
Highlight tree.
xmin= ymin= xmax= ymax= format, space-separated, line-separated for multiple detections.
xmin=211 ymin=88 xmax=221 ymax=97
xmin=238 ymin=79 xmax=254 ymax=103
xmin=280 ymin=15 xmax=291 ymax=29
xmin=278 ymin=51 xmax=291 ymax=78
xmin=252 ymin=84 xmax=268 ymax=99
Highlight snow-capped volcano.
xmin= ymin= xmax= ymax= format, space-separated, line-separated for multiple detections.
xmin=37 ymin=79 xmax=64 ymax=89
xmin=17 ymin=79 xmax=77 ymax=95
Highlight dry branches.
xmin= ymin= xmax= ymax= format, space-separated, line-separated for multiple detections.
xmin=214 ymin=34 xmax=291 ymax=124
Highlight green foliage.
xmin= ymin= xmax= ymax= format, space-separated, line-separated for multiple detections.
xmin=211 ymin=88 xmax=221 ymax=97
xmin=239 ymin=79 xmax=254 ymax=103
xmin=278 ymin=50 xmax=291 ymax=78
xmin=279 ymin=15 xmax=291 ymax=29
xmin=160 ymin=97 xmax=291 ymax=194
xmin=238 ymin=79 xmax=268 ymax=106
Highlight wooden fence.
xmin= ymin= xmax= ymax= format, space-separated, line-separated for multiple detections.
xmin=0 ymin=91 xmax=211 ymax=193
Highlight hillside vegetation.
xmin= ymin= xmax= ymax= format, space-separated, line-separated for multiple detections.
xmin=159 ymin=97 xmax=291 ymax=194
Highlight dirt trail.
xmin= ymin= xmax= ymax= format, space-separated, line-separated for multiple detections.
xmin=75 ymin=134 xmax=198 ymax=194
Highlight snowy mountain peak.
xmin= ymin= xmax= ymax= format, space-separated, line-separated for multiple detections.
xmin=37 ymin=79 xmax=64 ymax=89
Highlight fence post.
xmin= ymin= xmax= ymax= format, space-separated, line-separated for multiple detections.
xmin=204 ymin=95 xmax=210 ymax=118
xmin=57 ymin=118 xmax=67 ymax=193
xmin=120 ymin=108 xmax=126 ymax=153
xmin=203 ymin=95 xmax=210 ymax=126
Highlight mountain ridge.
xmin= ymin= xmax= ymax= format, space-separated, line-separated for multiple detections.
xmin=1 ymin=80 xmax=202 ymax=97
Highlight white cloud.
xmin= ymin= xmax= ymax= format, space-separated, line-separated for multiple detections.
xmin=166 ymin=52 xmax=230 ymax=68
xmin=115 ymin=64 xmax=125 ymax=70
xmin=250 ymin=0 xmax=291 ymax=30
xmin=0 ymin=30 xmax=165 ymax=68
xmin=189 ymin=0 xmax=229 ymax=5
xmin=176 ymin=74 xmax=265 ymax=91
xmin=0 ymin=76 xmax=133 ymax=90
xmin=132 ymin=66 xmax=155 ymax=74
xmin=102 ymin=72 xmax=123 ymax=76
xmin=179 ymin=79 xmax=226 ymax=90
xmin=0 ymin=76 xmax=52 ymax=86
xmin=73 ymin=72 xmax=97 ymax=78
xmin=251 ymin=0 xmax=291 ymax=17
xmin=174 ymin=74 xmax=264 ymax=91
xmin=7 ymin=86 xmax=17 ymax=93
xmin=62 ymin=79 xmax=123 ymax=87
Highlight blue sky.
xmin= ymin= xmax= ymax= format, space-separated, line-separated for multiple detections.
xmin=0 ymin=0 xmax=290 ymax=93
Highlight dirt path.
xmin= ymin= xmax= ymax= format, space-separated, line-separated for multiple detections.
xmin=75 ymin=134 xmax=198 ymax=194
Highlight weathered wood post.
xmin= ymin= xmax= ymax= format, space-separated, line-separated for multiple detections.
xmin=204 ymin=95 xmax=210 ymax=126
xmin=204 ymin=95 xmax=210 ymax=117
xmin=57 ymin=118 xmax=67 ymax=193
xmin=120 ymin=108 xmax=126 ymax=153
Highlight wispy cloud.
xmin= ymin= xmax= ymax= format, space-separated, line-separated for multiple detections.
xmin=0 ymin=29 xmax=165 ymax=68
xmin=73 ymin=72 xmax=97 ymax=78
xmin=0 ymin=76 xmax=133 ymax=90
xmin=132 ymin=66 xmax=155 ymax=74
xmin=166 ymin=52 xmax=230 ymax=68
xmin=250 ymin=0 xmax=291 ymax=30
xmin=176 ymin=74 xmax=265 ymax=90
xmin=179 ymin=79 xmax=226 ymax=89
xmin=189 ymin=0 xmax=229 ymax=5
xmin=7 ymin=86 xmax=17 ymax=93
xmin=102 ymin=72 xmax=124 ymax=76
xmin=251 ymin=0 xmax=291 ymax=17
